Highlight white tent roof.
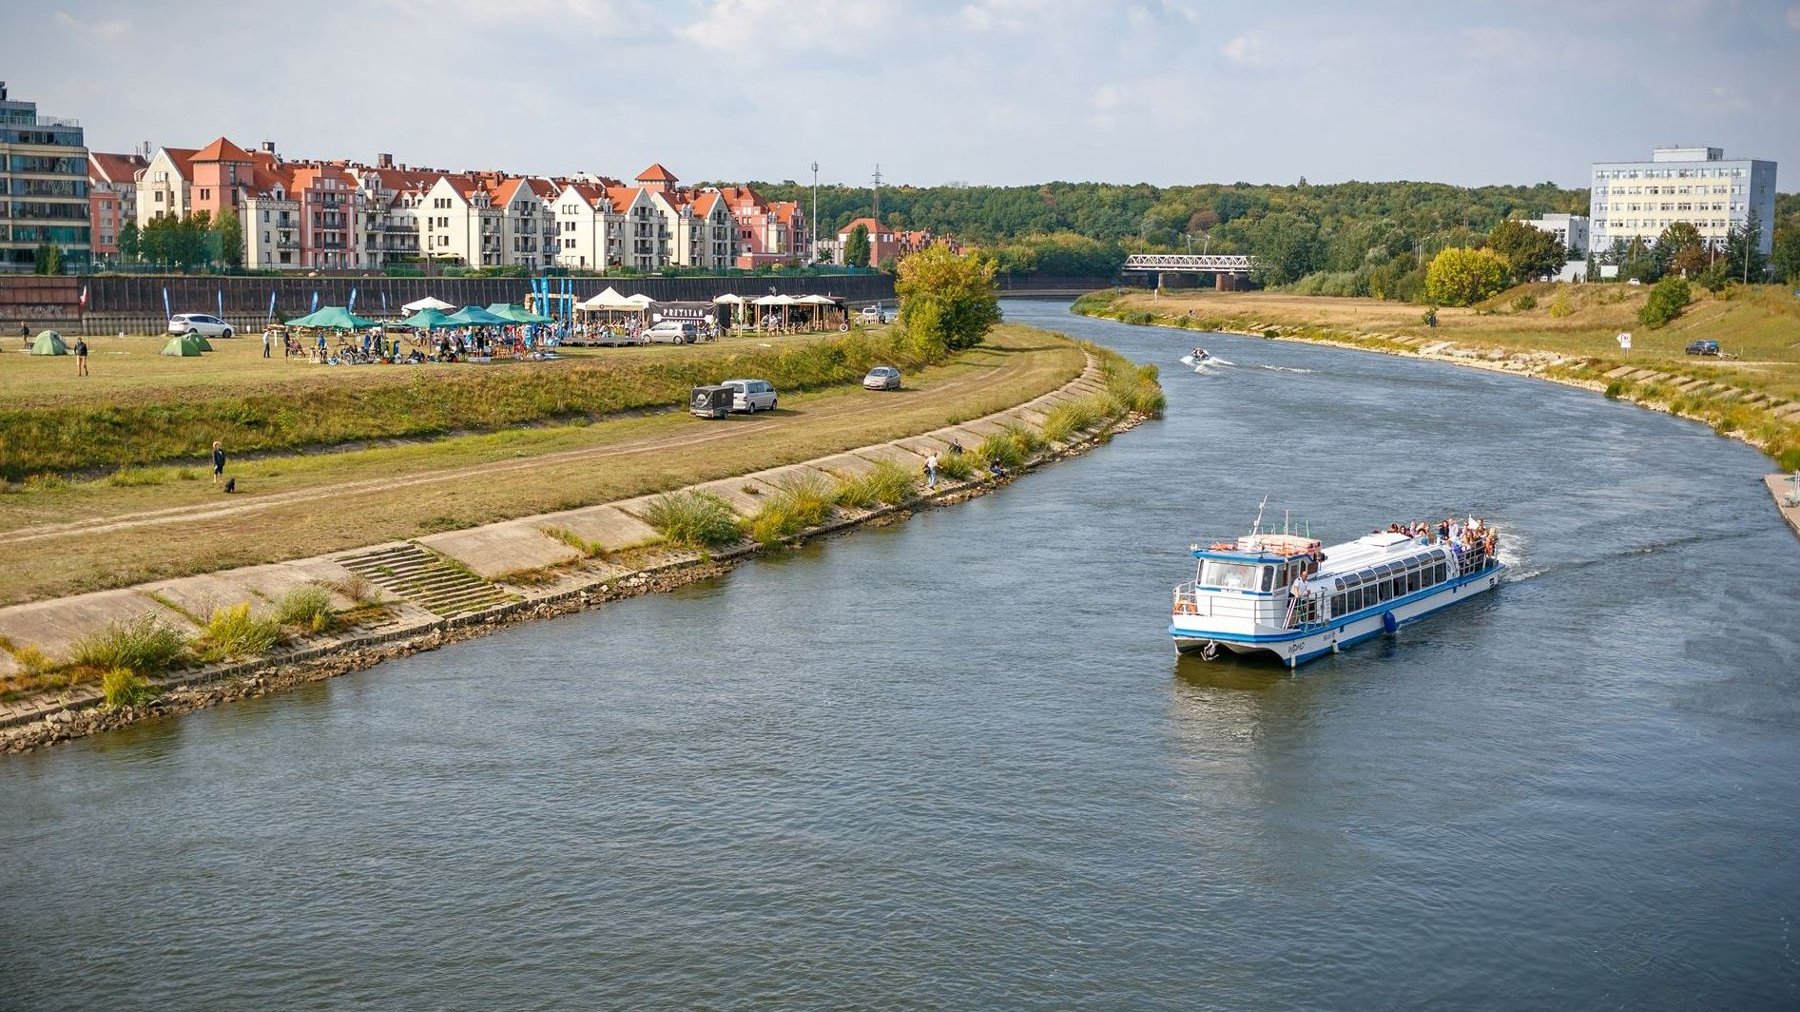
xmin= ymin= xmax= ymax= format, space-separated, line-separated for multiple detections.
xmin=579 ymin=286 xmax=641 ymax=310
xmin=712 ymin=293 xmax=745 ymax=304
xmin=796 ymin=294 xmax=836 ymax=305
xmin=401 ymin=295 xmax=455 ymax=312
xmin=753 ymin=293 xmax=799 ymax=306
xmin=625 ymin=293 xmax=654 ymax=308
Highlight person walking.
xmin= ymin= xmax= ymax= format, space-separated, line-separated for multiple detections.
xmin=262 ymin=326 xmax=272 ymax=358
xmin=211 ymin=440 xmax=226 ymax=485
xmin=924 ymin=450 xmax=939 ymax=491
xmin=74 ymin=336 xmax=89 ymax=376
xmin=19 ymin=321 xmax=28 ymax=348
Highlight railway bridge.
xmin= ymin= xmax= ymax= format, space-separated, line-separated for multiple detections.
xmin=1123 ymin=253 xmax=1258 ymax=290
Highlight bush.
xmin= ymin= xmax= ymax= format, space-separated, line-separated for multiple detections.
xmin=644 ymin=491 xmax=743 ymax=549
xmin=1549 ymin=290 xmax=1573 ymax=318
xmin=274 ymin=586 xmax=335 ymax=634
xmin=747 ymin=474 xmax=839 ymax=546
xmin=102 ymin=667 xmax=156 ymax=708
xmin=195 ymin=602 xmax=284 ymax=662
xmin=975 ymin=431 xmax=1028 ymax=469
xmin=1604 ymin=380 xmax=1626 ymax=399
xmin=936 ymin=450 xmax=978 ymax=481
xmin=1042 ymin=398 xmax=1103 ymax=443
xmin=70 ymin=616 xmax=186 ymax=676
xmin=835 ymin=460 xmax=916 ymax=508
xmin=1639 ymin=276 xmax=1692 ymax=328
xmin=1425 ymin=247 xmax=1509 ymax=306
xmin=1511 ymin=294 xmax=1537 ymax=312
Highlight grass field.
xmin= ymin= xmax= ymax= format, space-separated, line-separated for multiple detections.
xmin=0 ymin=325 xmax=951 ymax=481
xmin=0 ymin=323 xmax=1085 ymax=605
xmin=1077 ymin=283 xmax=1800 ymax=467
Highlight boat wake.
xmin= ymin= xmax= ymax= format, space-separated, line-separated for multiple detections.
xmin=1257 ymin=365 xmax=1316 ymax=374
xmin=1179 ymin=355 xmax=1232 ymax=371
xmin=1500 ymin=529 xmax=1749 ymax=584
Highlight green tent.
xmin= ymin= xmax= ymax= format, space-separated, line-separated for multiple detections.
xmin=190 ymin=334 xmax=215 ymax=352
xmin=399 ymin=307 xmax=455 ymax=330
xmin=29 ymin=330 xmax=67 ymax=355
xmin=444 ymin=305 xmax=509 ymax=326
xmin=486 ymin=303 xmax=551 ymax=324
xmin=160 ymin=334 xmax=205 ymax=357
xmin=286 ymin=305 xmax=377 ymax=330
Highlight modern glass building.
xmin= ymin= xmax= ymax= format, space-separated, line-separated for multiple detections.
xmin=0 ymin=81 xmax=90 ymax=271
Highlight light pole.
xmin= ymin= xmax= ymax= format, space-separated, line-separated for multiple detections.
xmin=810 ymin=160 xmax=819 ymax=265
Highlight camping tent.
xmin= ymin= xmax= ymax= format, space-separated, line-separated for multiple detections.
xmin=189 ymin=334 xmax=215 ymax=352
xmin=401 ymin=295 xmax=455 ymax=313
xmin=160 ymin=334 xmax=204 ymax=357
xmin=398 ymin=307 xmax=455 ymax=330
xmin=443 ymin=305 xmax=509 ymax=326
xmin=29 ymin=330 xmax=67 ymax=355
xmin=287 ymin=306 xmax=377 ymax=329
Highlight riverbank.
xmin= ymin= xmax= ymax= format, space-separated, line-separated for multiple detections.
xmin=1073 ymin=287 xmax=1800 ymax=528
xmin=1 ymin=335 xmax=1162 ymax=752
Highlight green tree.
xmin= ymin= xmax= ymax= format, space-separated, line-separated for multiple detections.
xmin=118 ymin=219 xmax=140 ymax=262
xmin=844 ymin=223 xmax=871 ymax=268
xmin=895 ymin=245 xmax=1001 ymax=352
xmin=1246 ymin=211 xmax=1323 ymax=286
xmin=1638 ymin=276 xmax=1692 ymax=328
xmin=213 ymin=208 xmax=244 ymax=268
xmin=33 ymin=243 xmax=62 ymax=275
xmin=1424 ymin=247 xmax=1509 ymax=306
xmin=1771 ymin=216 xmax=1800 ymax=283
xmin=1486 ymin=219 xmax=1563 ymax=283
xmin=1653 ymin=222 xmax=1707 ymax=277
xmin=1721 ymin=217 xmax=1767 ymax=283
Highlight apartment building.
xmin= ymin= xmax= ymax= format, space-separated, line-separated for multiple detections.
xmin=88 ymin=150 xmax=147 ymax=257
xmin=1589 ymin=146 xmax=1777 ymax=255
xmin=718 ymin=185 xmax=808 ymax=268
xmin=0 ymin=81 xmax=91 ymax=270
xmin=551 ymin=179 xmax=620 ymax=271
xmin=1520 ymin=213 xmax=1589 ymax=256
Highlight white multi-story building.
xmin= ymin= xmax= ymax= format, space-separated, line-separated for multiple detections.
xmin=1521 ymin=213 xmax=1589 ymax=256
xmin=1589 ymin=146 xmax=1776 ymax=255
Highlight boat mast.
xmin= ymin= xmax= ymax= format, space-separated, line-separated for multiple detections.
xmin=1251 ymin=495 xmax=1269 ymax=536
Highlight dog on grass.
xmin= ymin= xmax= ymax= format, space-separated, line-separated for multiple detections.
xmin=223 ymin=478 xmax=236 ymax=493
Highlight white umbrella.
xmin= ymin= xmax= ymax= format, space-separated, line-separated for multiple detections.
xmin=579 ymin=286 xmax=636 ymax=310
xmin=712 ymin=293 xmax=744 ymax=304
xmin=401 ymin=295 xmax=455 ymax=312
xmin=753 ymin=293 xmax=797 ymax=306
xmin=796 ymin=294 xmax=835 ymax=305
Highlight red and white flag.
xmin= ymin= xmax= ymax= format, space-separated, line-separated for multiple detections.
xmin=79 ymin=286 xmax=88 ymax=310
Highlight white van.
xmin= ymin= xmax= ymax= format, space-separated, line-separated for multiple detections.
xmin=720 ymin=378 xmax=777 ymax=413
xmin=858 ymin=304 xmax=889 ymax=324
xmin=643 ymin=320 xmax=700 ymax=344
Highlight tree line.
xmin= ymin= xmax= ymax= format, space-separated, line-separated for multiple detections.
xmin=113 ymin=209 xmax=245 ymax=271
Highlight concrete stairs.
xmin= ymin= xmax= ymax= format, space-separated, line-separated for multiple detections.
xmin=337 ymin=543 xmax=515 ymax=618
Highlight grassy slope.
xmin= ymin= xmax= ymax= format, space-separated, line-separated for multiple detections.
xmin=0 ymin=324 xmax=1084 ymax=605
xmin=1077 ymin=284 xmax=1800 ymax=468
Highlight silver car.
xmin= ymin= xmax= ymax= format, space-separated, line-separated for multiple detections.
xmin=721 ymin=378 xmax=777 ymax=413
xmin=862 ymin=366 xmax=902 ymax=390
xmin=168 ymin=313 xmax=234 ymax=338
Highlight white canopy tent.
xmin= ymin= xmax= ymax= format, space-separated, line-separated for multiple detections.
xmin=401 ymin=295 xmax=455 ymax=313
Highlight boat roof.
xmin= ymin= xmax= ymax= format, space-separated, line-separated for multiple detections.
xmin=1313 ymin=532 xmax=1445 ymax=578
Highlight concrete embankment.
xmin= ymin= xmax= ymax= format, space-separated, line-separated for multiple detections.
xmin=1073 ymin=298 xmax=1800 ymax=537
xmin=1 ymin=352 xmax=1145 ymax=752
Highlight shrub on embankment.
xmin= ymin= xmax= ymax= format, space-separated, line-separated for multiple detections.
xmin=0 ymin=330 xmax=952 ymax=482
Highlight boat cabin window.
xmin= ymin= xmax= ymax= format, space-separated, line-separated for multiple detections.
xmin=1200 ymin=560 xmax=1270 ymax=592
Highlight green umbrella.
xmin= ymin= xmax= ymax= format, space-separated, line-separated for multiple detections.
xmin=29 ymin=330 xmax=68 ymax=355
xmin=443 ymin=306 xmax=509 ymax=326
xmin=286 ymin=305 xmax=377 ymax=329
xmin=486 ymin=303 xmax=551 ymax=324
xmin=399 ymin=307 xmax=455 ymax=330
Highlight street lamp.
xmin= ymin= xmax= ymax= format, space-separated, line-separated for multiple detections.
xmin=810 ymin=161 xmax=819 ymax=265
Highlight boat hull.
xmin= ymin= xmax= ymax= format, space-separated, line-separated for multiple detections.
xmin=1172 ymin=564 xmax=1504 ymax=667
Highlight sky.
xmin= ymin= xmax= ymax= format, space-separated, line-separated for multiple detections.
xmin=6 ymin=0 xmax=1796 ymax=191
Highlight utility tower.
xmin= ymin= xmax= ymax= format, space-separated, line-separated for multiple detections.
xmin=871 ymin=164 xmax=882 ymax=220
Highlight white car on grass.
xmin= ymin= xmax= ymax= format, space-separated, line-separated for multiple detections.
xmin=168 ymin=313 xmax=234 ymax=338
xmin=721 ymin=378 xmax=777 ymax=413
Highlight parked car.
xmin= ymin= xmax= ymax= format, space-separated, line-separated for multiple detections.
xmin=720 ymin=378 xmax=777 ymax=413
xmin=168 ymin=313 xmax=234 ymax=339
xmin=858 ymin=304 xmax=890 ymax=324
xmin=643 ymin=320 xmax=699 ymax=344
xmin=862 ymin=366 xmax=902 ymax=390
xmin=1685 ymin=339 xmax=1720 ymax=356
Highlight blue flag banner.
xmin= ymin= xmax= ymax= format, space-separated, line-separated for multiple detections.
xmin=217 ymin=289 xmax=224 ymax=321
xmin=348 ymin=287 xmax=358 ymax=314
xmin=268 ymin=290 xmax=277 ymax=319
xmin=381 ymin=290 xmax=388 ymax=315
xmin=162 ymin=286 xmax=171 ymax=319
xmin=311 ymin=291 xmax=319 ymax=313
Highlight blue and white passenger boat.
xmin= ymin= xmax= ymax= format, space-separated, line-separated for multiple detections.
xmin=1170 ymin=513 xmax=1505 ymax=667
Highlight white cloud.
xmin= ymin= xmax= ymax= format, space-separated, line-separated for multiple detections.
xmin=1787 ymin=4 xmax=1800 ymax=29
xmin=1220 ymin=31 xmax=1267 ymax=66
xmin=53 ymin=11 xmax=132 ymax=40
xmin=681 ymin=0 xmax=902 ymax=51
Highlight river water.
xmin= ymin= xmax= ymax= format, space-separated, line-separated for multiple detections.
xmin=4 ymin=300 xmax=1798 ymax=1009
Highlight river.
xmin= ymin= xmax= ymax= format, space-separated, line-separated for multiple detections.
xmin=3 ymin=299 xmax=1797 ymax=1009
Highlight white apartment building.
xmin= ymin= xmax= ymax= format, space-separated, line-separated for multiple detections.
xmin=418 ymin=175 xmax=502 ymax=267
xmin=552 ymin=181 xmax=620 ymax=271
xmin=1589 ymin=146 xmax=1777 ymax=255
xmin=1521 ymin=213 xmax=1590 ymax=256
xmin=136 ymin=146 xmax=196 ymax=225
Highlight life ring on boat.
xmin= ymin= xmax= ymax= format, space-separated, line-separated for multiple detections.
xmin=1209 ymin=541 xmax=1235 ymax=551
xmin=1200 ymin=640 xmax=1220 ymax=661
xmin=1174 ymin=600 xmax=1198 ymax=615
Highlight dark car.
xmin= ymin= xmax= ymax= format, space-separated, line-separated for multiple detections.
xmin=1685 ymin=340 xmax=1720 ymax=356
